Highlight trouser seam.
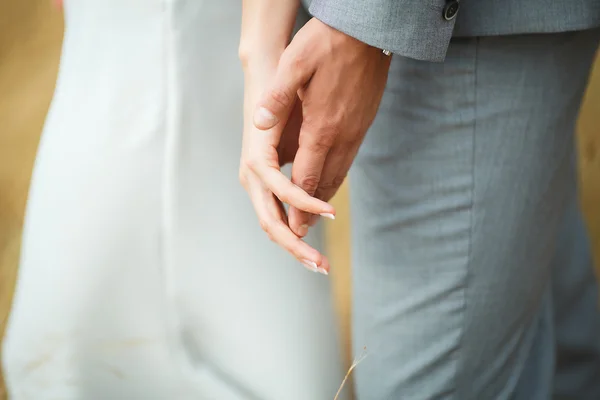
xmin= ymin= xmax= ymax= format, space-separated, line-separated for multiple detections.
xmin=453 ymin=37 xmax=479 ymax=400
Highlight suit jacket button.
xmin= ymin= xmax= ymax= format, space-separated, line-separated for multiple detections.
xmin=443 ymin=0 xmax=460 ymax=21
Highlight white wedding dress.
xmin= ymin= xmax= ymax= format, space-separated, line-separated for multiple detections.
xmin=2 ymin=1 xmax=345 ymax=399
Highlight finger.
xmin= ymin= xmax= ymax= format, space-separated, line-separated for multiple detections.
xmin=293 ymin=145 xmax=354 ymax=231
xmin=288 ymin=126 xmax=333 ymax=237
xmin=314 ymin=144 xmax=357 ymax=204
xmin=248 ymin=179 xmax=329 ymax=275
xmin=277 ymin=101 xmax=303 ymax=166
xmin=249 ymin=160 xmax=335 ymax=216
xmin=266 ymin=194 xmax=330 ymax=274
xmin=253 ymin=43 xmax=316 ymax=131
xmin=319 ymin=254 xmax=331 ymax=275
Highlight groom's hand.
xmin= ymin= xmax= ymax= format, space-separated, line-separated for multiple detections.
xmin=253 ymin=18 xmax=392 ymax=237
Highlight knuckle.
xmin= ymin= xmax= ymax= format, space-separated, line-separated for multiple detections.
xmin=245 ymin=156 xmax=260 ymax=172
xmin=281 ymin=51 xmax=306 ymax=73
xmin=307 ymin=140 xmax=331 ymax=154
xmin=321 ymin=117 xmax=343 ymax=133
xmin=317 ymin=181 xmax=334 ymax=190
xmin=238 ymin=163 xmax=250 ymax=186
xmin=270 ymin=87 xmax=293 ymax=109
xmin=290 ymin=54 xmax=306 ymax=74
xmin=297 ymin=174 xmax=320 ymax=194
xmin=238 ymin=171 xmax=248 ymax=187
xmin=331 ymin=175 xmax=347 ymax=189
xmin=314 ymin=187 xmax=334 ymax=203
xmin=316 ymin=178 xmax=337 ymax=192
xmin=302 ymin=121 xmax=338 ymax=150
xmin=306 ymin=114 xmax=341 ymax=133
xmin=259 ymin=219 xmax=271 ymax=234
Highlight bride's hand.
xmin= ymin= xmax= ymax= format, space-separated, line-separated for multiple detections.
xmin=239 ymin=68 xmax=334 ymax=275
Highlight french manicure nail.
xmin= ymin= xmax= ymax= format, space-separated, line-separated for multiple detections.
xmin=320 ymin=213 xmax=335 ymax=220
xmin=317 ymin=267 xmax=329 ymax=275
xmin=301 ymin=259 xmax=319 ymax=273
xmin=255 ymin=107 xmax=278 ymax=127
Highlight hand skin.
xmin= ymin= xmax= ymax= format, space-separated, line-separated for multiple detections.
xmin=252 ymin=18 xmax=392 ymax=239
xmin=240 ymin=71 xmax=334 ymax=275
xmin=238 ymin=1 xmax=335 ymax=275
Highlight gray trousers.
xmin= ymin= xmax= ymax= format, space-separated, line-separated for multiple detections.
xmin=350 ymin=29 xmax=600 ymax=399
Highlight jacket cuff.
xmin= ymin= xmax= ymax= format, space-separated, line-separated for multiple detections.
xmin=308 ymin=0 xmax=457 ymax=62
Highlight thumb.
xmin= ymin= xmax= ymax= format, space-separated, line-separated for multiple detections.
xmin=253 ymin=48 xmax=314 ymax=131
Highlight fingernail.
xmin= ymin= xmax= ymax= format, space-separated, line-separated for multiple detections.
xmin=301 ymin=259 xmax=319 ymax=273
xmin=320 ymin=213 xmax=335 ymax=220
xmin=254 ymin=107 xmax=278 ymax=128
xmin=317 ymin=267 xmax=329 ymax=275
xmin=297 ymin=224 xmax=309 ymax=237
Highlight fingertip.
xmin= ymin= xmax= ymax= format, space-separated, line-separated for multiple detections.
xmin=319 ymin=212 xmax=335 ymax=220
xmin=314 ymin=199 xmax=336 ymax=218
xmin=318 ymin=255 xmax=331 ymax=275
xmin=289 ymin=207 xmax=311 ymax=237
xmin=300 ymin=249 xmax=326 ymax=274
xmin=318 ymin=203 xmax=336 ymax=219
xmin=297 ymin=224 xmax=309 ymax=238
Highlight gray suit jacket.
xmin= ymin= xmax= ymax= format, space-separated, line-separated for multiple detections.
xmin=302 ymin=0 xmax=600 ymax=61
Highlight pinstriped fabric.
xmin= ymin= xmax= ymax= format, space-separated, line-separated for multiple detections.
xmin=348 ymin=30 xmax=600 ymax=399
xmin=302 ymin=0 xmax=600 ymax=61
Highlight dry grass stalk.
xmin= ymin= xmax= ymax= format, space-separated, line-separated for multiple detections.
xmin=333 ymin=346 xmax=368 ymax=400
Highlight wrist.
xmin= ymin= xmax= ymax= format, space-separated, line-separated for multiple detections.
xmin=239 ymin=0 xmax=298 ymax=72
xmin=239 ymin=48 xmax=282 ymax=82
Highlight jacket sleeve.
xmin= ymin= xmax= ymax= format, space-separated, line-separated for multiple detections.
xmin=308 ymin=0 xmax=457 ymax=62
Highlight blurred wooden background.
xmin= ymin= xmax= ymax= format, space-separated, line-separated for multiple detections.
xmin=0 ymin=1 xmax=599 ymax=398
xmin=0 ymin=1 xmax=64 ymax=397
